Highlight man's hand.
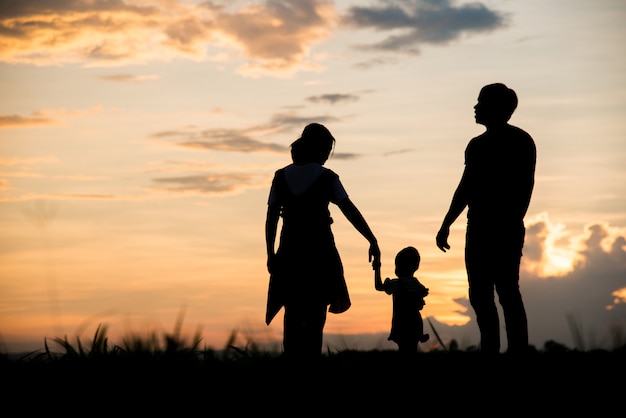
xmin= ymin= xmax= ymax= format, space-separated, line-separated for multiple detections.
xmin=267 ymin=253 xmax=277 ymax=274
xmin=436 ymin=227 xmax=451 ymax=252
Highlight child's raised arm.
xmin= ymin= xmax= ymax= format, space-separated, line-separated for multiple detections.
xmin=373 ymin=259 xmax=384 ymax=291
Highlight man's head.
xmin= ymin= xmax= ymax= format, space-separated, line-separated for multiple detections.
xmin=395 ymin=246 xmax=421 ymax=277
xmin=474 ymin=83 xmax=518 ymax=127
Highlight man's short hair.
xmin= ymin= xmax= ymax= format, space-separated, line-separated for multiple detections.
xmin=482 ymin=83 xmax=518 ymax=120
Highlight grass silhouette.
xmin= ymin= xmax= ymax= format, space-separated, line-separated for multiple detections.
xmin=1 ymin=319 xmax=622 ymax=415
xmin=3 ymin=313 xmax=625 ymax=362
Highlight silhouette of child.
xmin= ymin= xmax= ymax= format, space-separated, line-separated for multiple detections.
xmin=374 ymin=246 xmax=429 ymax=355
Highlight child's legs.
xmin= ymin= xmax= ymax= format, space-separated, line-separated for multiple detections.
xmin=417 ymin=314 xmax=424 ymax=338
xmin=397 ymin=340 xmax=418 ymax=357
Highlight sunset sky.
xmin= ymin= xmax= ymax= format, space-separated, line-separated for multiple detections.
xmin=1 ymin=0 xmax=625 ymax=354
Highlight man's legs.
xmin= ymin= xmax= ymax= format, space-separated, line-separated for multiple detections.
xmin=495 ymin=248 xmax=528 ymax=353
xmin=468 ymin=278 xmax=500 ymax=353
xmin=466 ymin=222 xmax=529 ymax=353
xmin=466 ymin=226 xmax=500 ymax=353
xmin=497 ymin=283 xmax=528 ymax=352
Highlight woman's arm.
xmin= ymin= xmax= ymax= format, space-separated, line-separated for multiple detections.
xmin=337 ymin=198 xmax=380 ymax=263
xmin=265 ymin=204 xmax=280 ymax=274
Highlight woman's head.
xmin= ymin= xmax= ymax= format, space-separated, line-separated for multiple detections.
xmin=290 ymin=123 xmax=335 ymax=165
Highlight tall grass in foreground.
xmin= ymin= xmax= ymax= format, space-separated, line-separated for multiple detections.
xmin=4 ymin=314 xmax=624 ymax=365
xmin=6 ymin=321 xmax=278 ymax=365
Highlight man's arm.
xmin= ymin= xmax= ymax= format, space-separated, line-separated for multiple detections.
xmin=436 ymin=167 xmax=470 ymax=252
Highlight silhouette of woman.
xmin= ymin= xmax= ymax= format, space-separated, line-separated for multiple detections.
xmin=265 ymin=123 xmax=380 ymax=362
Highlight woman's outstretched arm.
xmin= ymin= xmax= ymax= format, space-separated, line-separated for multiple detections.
xmin=337 ymin=198 xmax=380 ymax=263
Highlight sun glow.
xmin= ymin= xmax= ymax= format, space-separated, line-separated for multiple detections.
xmin=523 ymin=213 xmax=579 ymax=278
xmin=542 ymin=231 xmax=578 ymax=277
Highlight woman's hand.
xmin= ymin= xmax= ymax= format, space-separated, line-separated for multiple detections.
xmin=369 ymin=241 xmax=381 ymax=265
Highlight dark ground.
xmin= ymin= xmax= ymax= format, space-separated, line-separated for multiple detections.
xmin=2 ymin=348 xmax=623 ymax=414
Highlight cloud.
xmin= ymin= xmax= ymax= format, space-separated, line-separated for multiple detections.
xmin=0 ymin=0 xmax=507 ymax=75
xmin=143 ymin=160 xmax=220 ymax=174
xmin=521 ymin=218 xmax=626 ymax=349
xmin=0 ymin=0 xmax=338 ymax=76
xmin=53 ymin=174 xmax=110 ymax=181
xmin=54 ymin=193 xmax=116 ymax=199
xmin=151 ymin=127 xmax=289 ymax=154
xmin=0 ymin=156 xmax=58 ymax=166
xmin=427 ymin=215 xmax=626 ymax=351
xmin=353 ymin=56 xmax=399 ymax=69
xmin=150 ymin=111 xmax=344 ymax=154
xmin=342 ymin=0 xmax=508 ymax=54
xmin=331 ymin=152 xmax=360 ymax=161
xmin=306 ymin=93 xmax=359 ymax=105
xmin=383 ymin=148 xmax=414 ymax=157
xmin=179 ymin=137 xmax=287 ymax=153
xmin=0 ymin=114 xmax=55 ymax=128
xmin=0 ymin=108 xmax=360 ymax=202
xmin=143 ymin=109 xmax=365 ymax=197
xmin=146 ymin=106 xmax=372 ymax=171
xmin=98 ymin=73 xmax=159 ymax=82
xmin=0 ymin=0 xmax=163 ymax=65
xmin=268 ymin=112 xmax=341 ymax=129
xmin=151 ymin=173 xmax=267 ymax=195
xmin=0 ymin=107 xmax=103 ymax=130
xmin=214 ymin=0 xmax=338 ymax=76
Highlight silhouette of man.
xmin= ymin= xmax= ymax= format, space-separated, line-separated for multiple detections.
xmin=436 ymin=83 xmax=536 ymax=354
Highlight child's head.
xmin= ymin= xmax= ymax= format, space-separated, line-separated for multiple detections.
xmin=395 ymin=246 xmax=420 ymax=277
xmin=290 ymin=123 xmax=335 ymax=165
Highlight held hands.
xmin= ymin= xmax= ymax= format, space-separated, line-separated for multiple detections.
xmin=372 ymin=255 xmax=383 ymax=291
xmin=436 ymin=226 xmax=451 ymax=252
xmin=369 ymin=241 xmax=381 ymax=265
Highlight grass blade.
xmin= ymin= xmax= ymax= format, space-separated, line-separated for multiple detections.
xmin=426 ymin=316 xmax=448 ymax=351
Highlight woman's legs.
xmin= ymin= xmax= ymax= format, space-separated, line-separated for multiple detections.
xmin=283 ymin=301 xmax=328 ymax=361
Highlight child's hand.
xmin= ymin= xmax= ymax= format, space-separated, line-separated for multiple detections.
xmin=371 ymin=260 xmax=381 ymax=270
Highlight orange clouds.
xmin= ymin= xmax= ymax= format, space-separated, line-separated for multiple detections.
xmin=0 ymin=0 xmax=338 ymax=76
xmin=216 ymin=0 xmax=337 ymax=75
xmin=0 ymin=114 xmax=55 ymax=128
xmin=151 ymin=172 xmax=268 ymax=196
xmin=522 ymin=213 xmax=626 ymax=280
